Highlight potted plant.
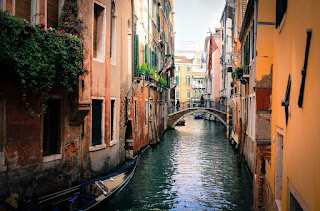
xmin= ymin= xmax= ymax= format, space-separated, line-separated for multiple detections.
xmin=140 ymin=63 xmax=148 ymax=75
xmin=150 ymin=68 xmax=156 ymax=79
xmin=232 ymin=66 xmax=244 ymax=80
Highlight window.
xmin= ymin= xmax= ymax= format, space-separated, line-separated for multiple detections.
xmin=187 ymin=90 xmax=191 ymax=99
xmin=111 ymin=1 xmax=116 ymax=64
xmin=47 ymin=0 xmax=59 ymax=28
xmin=43 ymin=98 xmax=62 ymax=156
xmin=111 ymin=99 xmax=116 ymax=141
xmin=276 ymin=0 xmax=287 ymax=28
xmin=176 ymin=75 xmax=180 ymax=85
xmin=93 ymin=3 xmax=105 ymax=60
xmin=187 ymin=66 xmax=191 ymax=72
xmin=177 ymin=66 xmax=180 ymax=71
xmin=290 ymin=192 xmax=303 ymax=211
xmin=145 ymin=100 xmax=148 ymax=125
xmin=134 ymin=100 xmax=138 ymax=130
xmin=134 ymin=33 xmax=139 ymax=75
xmin=186 ymin=75 xmax=191 ymax=86
xmin=92 ymin=99 xmax=103 ymax=146
xmin=175 ymin=89 xmax=180 ymax=99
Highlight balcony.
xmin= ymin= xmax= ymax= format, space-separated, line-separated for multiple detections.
xmin=220 ymin=89 xmax=227 ymax=98
xmin=170 ymin=77 xmax=177 ymax=89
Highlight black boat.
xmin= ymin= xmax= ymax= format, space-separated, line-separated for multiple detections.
xmin=35 ymin=156 xmax=139 ymax=210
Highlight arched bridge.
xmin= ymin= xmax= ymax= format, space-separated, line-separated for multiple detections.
xmin=168 ymin=100 xmax=227 ymax=128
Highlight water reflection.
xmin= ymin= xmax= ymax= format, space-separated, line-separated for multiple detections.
xmin=104 ymin=116 xmax=252 ymax=210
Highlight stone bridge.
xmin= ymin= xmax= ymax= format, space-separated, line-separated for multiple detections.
xmin=168 ymin=100 xmax=227 ymax=128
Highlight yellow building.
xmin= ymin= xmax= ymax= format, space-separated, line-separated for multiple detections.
xmin=175 ymin=55 xmax=206 ymax=103
xmin=266 ymin=0 xmax=320 ymax=210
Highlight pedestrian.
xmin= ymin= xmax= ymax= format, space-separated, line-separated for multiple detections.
xmin=200 ymin=95 xmax=204 ymax=107
xmin=176 ymin=99 xmax=180 ymax=111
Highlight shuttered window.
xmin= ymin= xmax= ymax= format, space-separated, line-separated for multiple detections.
xmin=276 ymin=0 xmax=287 ymax=28
xmin=134 ymin=33 xmax=139 ymax=75
xmin=111 ymin=99 xmax=115 ymax=140
xmin=47 ymin=0 xmax=59 ymax=28
xmin=16 ymin=0 xmax=31 ymax=21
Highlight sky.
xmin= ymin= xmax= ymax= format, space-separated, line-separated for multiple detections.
xmin=174 ymin=0 xmax=226 ymax=43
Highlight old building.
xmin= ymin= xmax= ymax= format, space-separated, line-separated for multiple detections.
xmin=265 ymin=0 xmax=320 ymax=210
xmin=219 ymin=0 xmax=234 ymax=106
xmin=228 ymin=0 xmax=274 ymax=209
xmin=204 ymin=28 xmax=221 ymax=103
xmin=125 ymin=0 xmax=175 ymax=158
xmin=0 ymin=0 xmax=132 ymax=201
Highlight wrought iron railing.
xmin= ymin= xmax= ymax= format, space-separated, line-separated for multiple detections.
xmin=169 ymin=100 xmax=227 ymax=114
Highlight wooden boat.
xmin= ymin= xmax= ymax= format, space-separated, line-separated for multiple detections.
xmin=194 ymin=113 xmax=203 ymax=119
xmin=35 ymin=156 xmax=139 ymax=211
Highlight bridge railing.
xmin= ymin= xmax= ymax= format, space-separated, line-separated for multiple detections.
xmin=169 ymin=100 xmax=227 ymax=114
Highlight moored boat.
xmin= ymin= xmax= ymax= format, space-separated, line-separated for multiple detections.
xmin=35 ymin=156 xmax=139 ymax=210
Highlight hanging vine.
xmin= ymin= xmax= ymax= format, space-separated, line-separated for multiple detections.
xmin=0 ymin=3 xmax=85 ymax=117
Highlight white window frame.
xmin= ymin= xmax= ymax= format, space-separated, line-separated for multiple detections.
xmin=145 ymin=99 xmax=148 ymax=126
xmin=89 ymin=97 xmax=106 ymax=152
xmin=110 ymin=97 xmax=118 ymax=146
xmin=175 ymin=88 xmax=180 ymax=99
xmin=186 ymin=75 xmax=191 ymax=86
xmin=92 ymin=1 xmax=106 ymax=62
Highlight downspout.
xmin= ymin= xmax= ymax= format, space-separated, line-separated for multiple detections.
xmin=253 ymin=0 xmax=257 ymax=90
xmin=125 ymin=0 xmax=135 ymax=126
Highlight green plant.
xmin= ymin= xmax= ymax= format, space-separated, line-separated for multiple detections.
xmin=58 ymin=0 xmax=83 ymax=37
xmin=232 ymin=66 xmax=244 ymax=80
xmin=150 ymin=68 xmax=156 ymax=78
xmin=156 ymin=74 xmax=160 ymax=81
xmin=140 ymin=62 xmax=148 ymax=74
xmin=0 ymin=11 xmax=85 ymax=117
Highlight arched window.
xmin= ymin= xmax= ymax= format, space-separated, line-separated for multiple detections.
xmin=176 ymin=75 xmax=180 ymax=85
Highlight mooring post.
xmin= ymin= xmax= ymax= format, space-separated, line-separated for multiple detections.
xmin=227 ymin=104 xmax=230 ymax=140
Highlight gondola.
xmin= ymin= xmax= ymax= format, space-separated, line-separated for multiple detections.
xmin=35 ymin=156 xmax=139 ymax=211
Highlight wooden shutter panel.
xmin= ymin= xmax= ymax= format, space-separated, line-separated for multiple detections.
xmin=47 ymin=0 xmax=59 ymax=28
xmin=16 ymin=0 xmax=31 ymax=21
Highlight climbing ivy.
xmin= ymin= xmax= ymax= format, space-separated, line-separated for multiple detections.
xmin=0 ymin=10 xmax=85 ymax=117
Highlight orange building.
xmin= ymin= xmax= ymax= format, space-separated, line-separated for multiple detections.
xmin=265 ymin=0 xmax=320 ymax=210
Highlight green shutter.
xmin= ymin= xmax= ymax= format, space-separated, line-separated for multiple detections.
xmin=157 ymin=15 xmax=160 ymax=32
xmin=145 ymin=44 xmax=148 ymax=63
xmin=134 ymin=33 xmax=139 ymax=75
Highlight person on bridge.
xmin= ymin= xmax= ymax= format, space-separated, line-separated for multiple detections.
xmin=200 ymin=95 xmax=204 ymax=107
xmin=176 ymin=99 xmax=180 ymax=111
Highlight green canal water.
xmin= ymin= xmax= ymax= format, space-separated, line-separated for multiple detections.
xmin=104 ymin=116 xmax=253 ymax=210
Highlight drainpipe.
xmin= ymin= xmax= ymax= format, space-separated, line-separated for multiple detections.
xmin=125 ymin=0 xmax=135 ymax=126
xmin=253 ymin=0 xmax=257 ymax=90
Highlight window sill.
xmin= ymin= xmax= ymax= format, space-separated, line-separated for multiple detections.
xmin=275 ymin=199 xmax=282 ymax=211
xmin=89 ymin=143 xmax=107 ymax=152
xmin=43 ymin=154 xmax=62 ymax=163
xmin=93 ymin=57 xmax=105 ymax=63
xmin=110 ymin=140 xmax=118 ymax=147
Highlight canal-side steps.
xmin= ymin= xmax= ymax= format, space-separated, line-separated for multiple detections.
xmin=168 ymin=100 xmax=227 ymax=128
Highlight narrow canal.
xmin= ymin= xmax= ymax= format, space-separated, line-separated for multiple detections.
xmin=105 ymin=116 xmax=253 ymax=210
